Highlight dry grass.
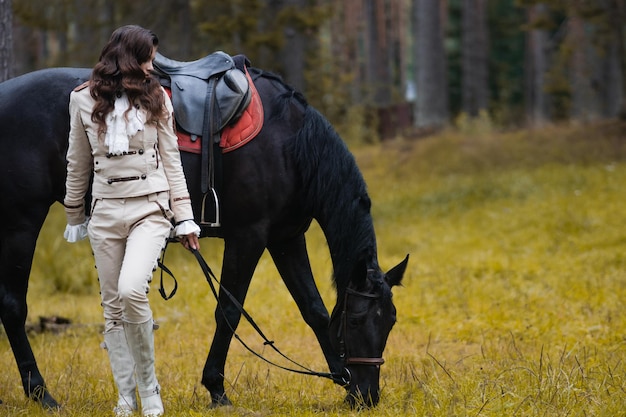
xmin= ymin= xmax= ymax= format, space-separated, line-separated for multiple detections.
xmin=2 ymin=120 xmax=626 ymax=416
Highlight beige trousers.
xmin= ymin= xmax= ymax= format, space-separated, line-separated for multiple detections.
xmin=88 ymin=191 xmax=173 ymax=333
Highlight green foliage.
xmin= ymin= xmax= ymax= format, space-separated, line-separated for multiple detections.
xmin=13 ymin=0 xmax=71 ymax=31
xmin=276 ymin=3 xmax=331 ymax=33
xmin=197 ymin=0 xmax=283 ymax=63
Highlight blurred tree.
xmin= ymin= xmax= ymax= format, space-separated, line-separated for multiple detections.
xmin=326 ymin=0 xmax=404 ymax=138
xmin=461 ymin=0 xmax=488 ymax=117
xmin=364 ymin=0 xmax=391 ymax=105
xmin=12 ymin=0 xmax=200 ymax=69
xmin=487 ymin=0 xmax=525 ymax=126
xmin=0 ymin=0 xmax=11 ymax=81
xmin=413 ymin=0 xmax=449 ymax=129
xmin=564 ymin=1 xmax=606 ymax=121
xmin=196 ymin=0 xmax=329 ymax=94
xmin=520 ymin=0 xmax=625 ymax=122
xmin=524 ymin=2 xmax=551 ymax=125
xmin=607 ymin=0 xmax=626 ymax=119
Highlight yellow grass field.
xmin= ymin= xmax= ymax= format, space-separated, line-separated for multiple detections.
xmin=1 ymin=121 xmax=626 ymax=416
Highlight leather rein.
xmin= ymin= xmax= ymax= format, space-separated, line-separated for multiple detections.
xmin=158 ymin=245 xmax=385 ymax=383
xmin=187 ymin=248 xmax=349 ymax=385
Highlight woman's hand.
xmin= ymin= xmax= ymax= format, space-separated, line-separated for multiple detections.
xmin=180 ymin=233 xmax=200 ymax=251
xmin=174 ymin=220 xmax=201 ymax=251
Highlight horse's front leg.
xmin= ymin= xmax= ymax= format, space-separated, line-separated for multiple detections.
xmin=0 ymin=228 xmax=59 ymax=410
xmin=267 ymin=235 xmax=345 ymax=385
xmin=201 ymin=236 xmax=265 ymax=407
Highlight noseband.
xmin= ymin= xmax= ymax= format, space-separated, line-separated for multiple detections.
xmin=336 ymin=287 xmax=386 ymax=367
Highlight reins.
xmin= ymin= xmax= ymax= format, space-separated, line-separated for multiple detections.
xmin=158 ymin=243 xmax=347 ymax=384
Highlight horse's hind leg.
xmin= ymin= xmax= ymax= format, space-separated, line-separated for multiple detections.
xmin=0 ymin=226 xmax=59 ymax=409
xmin=267 ymin=235 xmax=345 ymax=384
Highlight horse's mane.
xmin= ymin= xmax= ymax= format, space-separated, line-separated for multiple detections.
xmin=292 ymin=106 xmax=377 ymax=292
xmin=249 ymin=68 xmax=308 ymax=121
xmin=248 ymin=68 xmax=377 ymax=291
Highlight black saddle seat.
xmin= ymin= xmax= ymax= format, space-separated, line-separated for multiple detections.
xmin=152 ymin=51 xmax=251 ymax=139
xmin=153 ymin=51 xmax=234 ymax=80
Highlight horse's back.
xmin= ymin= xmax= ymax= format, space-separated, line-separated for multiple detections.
xmin=0 ymin=68 xmax=90 ymax=219
xmin=0 ymin=68 xmax=90 ymax=139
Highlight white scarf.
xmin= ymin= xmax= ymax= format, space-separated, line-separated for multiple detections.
xmin=104 ymin=92 xmax=145 ymax=155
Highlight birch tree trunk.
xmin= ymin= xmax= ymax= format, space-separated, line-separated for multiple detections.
xmin=461 ymin=0 xmax=488 ymax=117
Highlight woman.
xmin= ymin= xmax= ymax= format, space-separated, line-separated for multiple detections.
xmin=63 ymin=25 xmax=200 ymax=417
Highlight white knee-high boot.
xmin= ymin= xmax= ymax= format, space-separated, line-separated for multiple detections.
xmin=103 ymin=330 xmax=138 ymax=416
xmin=124 ymin=320 xmax=164 ymax=417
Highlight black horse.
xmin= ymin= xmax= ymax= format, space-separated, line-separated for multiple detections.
xmin=0 ymin=64 xmax=407 ymax=410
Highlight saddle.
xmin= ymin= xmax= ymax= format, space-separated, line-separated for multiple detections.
xmin=153 ymin=51 xmax=251 ymax=138
xmin=153 ymin=52 xmax=254 ymax=228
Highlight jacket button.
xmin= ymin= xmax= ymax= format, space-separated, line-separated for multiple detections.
xmin=138 ymin=149 xmax=144 ymax=154
xmin=107 ymin=179 xmax=113 ymax=184
xmin=141 ymin=174 xmax=147 ymax=180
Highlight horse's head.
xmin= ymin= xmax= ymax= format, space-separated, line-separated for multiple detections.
xmin=329 ymin=255 xmax=408 ymax=407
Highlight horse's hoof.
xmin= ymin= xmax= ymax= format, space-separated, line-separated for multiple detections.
xmin=209 ymin=393 xmax=232 ymax=408
xmin=31 ymin=387 xmax=61 ymax=411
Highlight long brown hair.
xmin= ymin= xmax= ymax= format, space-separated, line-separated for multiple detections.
xmin=90 ymin=25 xmax=164 ymax=132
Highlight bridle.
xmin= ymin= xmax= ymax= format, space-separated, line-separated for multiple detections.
xmin=335 ymin=286 xmax=386 ymax=367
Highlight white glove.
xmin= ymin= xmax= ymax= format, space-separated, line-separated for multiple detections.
xmin=63 ymin=218 xmax=89 ymax=242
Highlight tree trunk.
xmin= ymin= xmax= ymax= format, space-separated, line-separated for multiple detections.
xmin=72 ymin=0 xmax=99 ymax=66
xmin=279 ymin=0 xmax=307 ymax=93
xmin=524 ymin=3 xmax=550 ymax=126
xmin=0 ymin=0 xmax=12 ymax=81
xmin=567 ymin=14 xmax=599 ymax=121
xmin=364 ymin=0 xmax=392 ymax=105
xmin=329 ymin=0 xmax=361 ymax=102
xmin=599 ymin=0 xmax=621 ymax=118
xmin=608 ymin=0 xmax=626 ymax=119
xmin=461 ymin=0 xmax=489 ymax=117
xmin=413 ymin=0 xmax=449 ymax=129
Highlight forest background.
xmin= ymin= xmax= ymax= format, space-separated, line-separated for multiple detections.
xmin=0 ymin=0 xmax=624 ymax=143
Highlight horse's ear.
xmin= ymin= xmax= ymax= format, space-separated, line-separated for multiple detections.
xmin=385 ymin=254 xmax=409 ymax=288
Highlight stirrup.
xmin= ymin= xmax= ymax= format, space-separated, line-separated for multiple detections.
xmin=200 ymin=188 xmax=220 ymax=227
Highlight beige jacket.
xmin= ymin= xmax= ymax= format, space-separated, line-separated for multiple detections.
xmin=64 ymin=84 xmax=194 ymax=226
